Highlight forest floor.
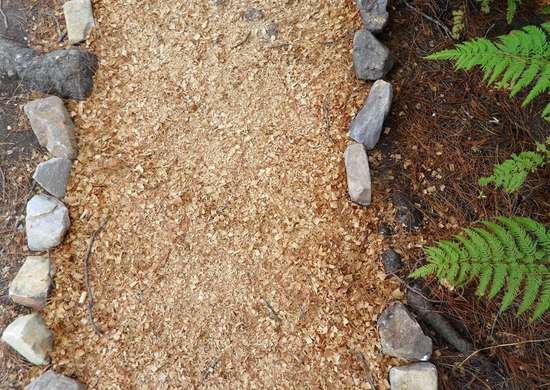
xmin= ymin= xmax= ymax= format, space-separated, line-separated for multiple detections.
xmin=1 ymin=0 xmax=549 ymax=389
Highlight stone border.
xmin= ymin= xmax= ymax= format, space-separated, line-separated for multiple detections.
xmin=345 ymin=1 xmax=438 ymax=389
xmin=0 ymin=1 xmax=95 ymax=388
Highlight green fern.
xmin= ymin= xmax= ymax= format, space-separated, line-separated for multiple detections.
xmin=410 ymin=216 xmax=550 ymax=321
xmin=426 ymin=23 xmax=550 ymax=119
xmin=479 ymin=137 xmax=550 ymax=192
xmin=476 ymin=0 xmax=521 ymax=23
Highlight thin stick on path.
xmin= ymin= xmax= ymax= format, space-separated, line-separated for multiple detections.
xmin=356 ymin=351 xmax=377 ymax=390
xmin=83 ymin=218 xmax=109 ymax=335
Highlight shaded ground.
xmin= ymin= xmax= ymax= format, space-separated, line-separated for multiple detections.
xmin=0 ymin=0 xmax=65 ymax=388
xmin=379 ymin=0 xmax=550 ymax=388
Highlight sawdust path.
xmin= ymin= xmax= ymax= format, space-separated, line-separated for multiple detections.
xmin=43 ymin=1 xmax=400 ymax=388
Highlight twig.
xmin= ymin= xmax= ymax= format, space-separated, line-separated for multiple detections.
xmin=356 ymin=352 xmax=377 ymax=390
xmin=83 ymin=218 xmax=109 ymax=335
xmin=458 ymin=338 xmax=550 ymax=367
xmin=263 ymin=299 xmax=281 ymax=322
xmin=391 ymin=273 xmax=446 ymax=304
xmin=402 ymin=0 xmax=453 ymax=40
xmin=0 ymin=0 xmax=8 ymax=30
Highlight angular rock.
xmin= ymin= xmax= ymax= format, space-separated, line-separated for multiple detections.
xmin=9 ymin=256 xmax=54 ymax=310
xmin=33 ymin=157 xmax=72 ymax=198
xmin=349 ymin=79 xmax=393 ymax=149
xmin=0 ymin=38 xmax=97 ymax=100
xmin=259 ymin=22 xmax=278 ymax=42
xmin=1 ymin=313 xmax=53 ymax=365
xmin=243 ymin=7 xmax=264 ymax=21
xmin=389 ymin=363 xmax=438 ymax=390
xmin=356 ymin=0 xmax=389 ymax=33
xmin=344 ymin=143 xmax=372 ymax=206
xmin=381 ymin=249 xmax=404 ymax=275
xmin=353 ymin=29 xmax=393 ymax=80
xmin=25 ymin=370 xmax=85 ymax=390
xmin=378 ymin=302 xmax=432 ymax=361
xmin=26 ymin=194 xmax=70 ymax=251
xmin=64 ymin=0 xmax=96 ymax=45
xmin=24 ymin=96 xmax=78 ymax=160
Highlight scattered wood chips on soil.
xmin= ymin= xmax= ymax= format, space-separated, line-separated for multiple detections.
xmin=27 ymin=1 xmax=407 ymax=388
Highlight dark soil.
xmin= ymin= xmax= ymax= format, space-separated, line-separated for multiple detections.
xmin=379 ymin=0 xmax=549 ymax=388
xmin=0 ymin=0 xmax=64 ymax=388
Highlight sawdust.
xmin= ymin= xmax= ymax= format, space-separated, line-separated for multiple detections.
xmin=32 ymin=0 xmax=402 ymax=388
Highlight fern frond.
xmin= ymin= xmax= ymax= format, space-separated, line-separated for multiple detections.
xmin=500 ymin=264 xmax=526 ymax=312
xmin=532 ymin=278 xmax=550 ymax=320
xmin=480 ymin=139 xmax=549 ymax=193
xmin=409 ymin=216 xmax=550 ymax=320
xmin=517 ymin=269 xmax=543 ymax=315
xmin=426 ymin=24 xmax=550 ymax=119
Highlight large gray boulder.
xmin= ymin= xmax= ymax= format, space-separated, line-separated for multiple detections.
xmin=24 ymin=96 xmax=78 ymax=160
xmin=356 ymin=0 xmax=389 ymax=33
xmin=344 ymin=143 xmax=372 ymax=206
xmin=349 ymin=79 xmax=393 ymax=149
xmin=26 ymin=194 xmax=70 ymax=251
xmin=378 ymin=302 xmax=433 ymax=361
xmin=0 ymin=38 xmax=97 ymax=100
xmin=9 ymin=256 xmax=54 ymax=310
xmin=389 ymin=363 xmax=438 ymax=390
xmin=64 ymin=0 xmax=96 ymax=45
xmin=33 ymin=157 xmax=72 ymax=198
xmin=1 ymin=313 xmax=53 ymax=365
xmin=25 ymin=370 xmax=85 ymax=390
xmin=353 ymin=29 xmax=393 ymax=80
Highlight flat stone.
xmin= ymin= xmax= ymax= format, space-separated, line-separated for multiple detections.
xmin=344 ymin=143 xmax=372 ymax=206
xmin=353 ymin=28 xmax=393 ymax=80
xmin=64 ymin=0 xmax=95 ymax=45
xmin=0 ymin=39 xmax=98 ymax=100
xmin=381 ymin=249 xmax=404 ymax=275
xmin=356 ymin=0 xmax=389 ymax=33
xmin=32 ymin=157 xmax=72 ymax=198
xmin=26 ymin=194 xmax=70 ymax=252
xmin=24 ymin=96 xmax=78 ymax=160
xmin=25 ymin=370 xmax=85 ymax=390
xmin=389 ymin=363 xmax=438 ymax=390
xmin=9 ymin=256 xmax=54 ymax=310
xmin=378 ymin=302 xmax=432 ymax=361
xmin=349 ymin=79 xmax=392 ymax=149
xmin=1 ymin=313 xmax=53 ymax=365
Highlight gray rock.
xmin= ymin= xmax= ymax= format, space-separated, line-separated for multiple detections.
xmin=0 ymin=38 xmax=97 ymax=100
xmin=1 ymin=313 xmax=53 ymax=365
xmin=356 ymin=0 xmax=389 ymax=33
xmin=25 ymin=370 xmax=85 ymax=390
xmin=33 ymin=157 xmax=72 ymax=198
xmin=381 ymin=249 xmax=404 ymax=275
xmin=378 ymin=302 xmax=432 ymax=361
xmin=349 ymin=79 xmax=393 ymax=149
xmin=64 ymin=0 xmax=96 ymax=45
xmin=392 ymin=192 xmax=423 ymax=230
xmin=389 ymin=363 xmax=438 ymax=390
xmin=24 ymin=96 xmax=78 ymax=160
xmin=353 ymin=29 xmax=393 ymax=80
xmin=26 ymin=194 xmax=70 ymax=251
xmin=9 ymin=256 xmax=54 ymax=310
xmin=344 ymin=143 xmax=372 ymax=206
xmin=243 ymin=7 xmax=264 ymax=21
